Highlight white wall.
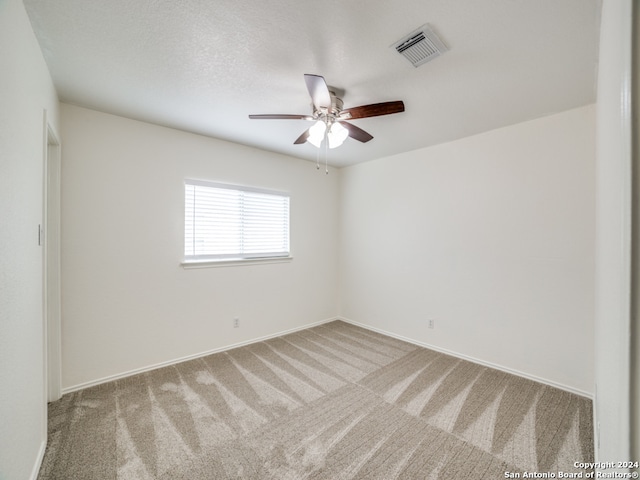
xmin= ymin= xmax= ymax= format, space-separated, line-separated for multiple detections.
xmin=594 ymin=0 xmax=634 ymax=464
xmin=60 ymin=104 xmax=339 ymax=390
xmin=339 ymin=105 xmax=595 ymax=395
xmin=0 ymin=0 xmax=60 ymax=478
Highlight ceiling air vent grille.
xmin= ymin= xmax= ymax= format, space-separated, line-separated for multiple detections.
xmin=393 ymin=24 xmax=448 ymax=68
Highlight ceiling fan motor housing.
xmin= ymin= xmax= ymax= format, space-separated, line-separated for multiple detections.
xmin=314 ymin=92 xmax=343 ymax=120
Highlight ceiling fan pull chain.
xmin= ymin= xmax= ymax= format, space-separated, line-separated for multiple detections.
xmin=325 ymin=140 xmax=329 ymax=175
xmin=324 ymin=122 xmax=329 ymax=174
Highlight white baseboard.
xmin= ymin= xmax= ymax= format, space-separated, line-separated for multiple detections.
xmin=62 ymin=317 xmax=337 ymax=395
xmin=62 ymin=315 xmax=594 ymax=399
xmin=29 ymin=439 xmax=47 ymax=480
xmin=337 ymin=316 xmax=594 ymax=399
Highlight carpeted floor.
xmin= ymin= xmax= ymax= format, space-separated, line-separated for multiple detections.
xmin=38 ymin=320 xmax=594 ymax=479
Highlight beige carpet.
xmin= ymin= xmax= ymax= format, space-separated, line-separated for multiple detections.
xmin=38 ymin=320 xmax=593 ymax=479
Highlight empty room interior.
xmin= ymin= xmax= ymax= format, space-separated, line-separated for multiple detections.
xmin=1 ymin=0 xmax=638 ymax=479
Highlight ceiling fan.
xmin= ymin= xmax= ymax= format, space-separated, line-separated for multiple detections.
xmin=249 ymin=74 xmax=405 ymax=149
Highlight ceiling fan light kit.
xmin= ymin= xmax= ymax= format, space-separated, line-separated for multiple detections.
xmin=249 ymin=74 xmax=405 ymax=151
xmin=307 ymin=120 xmax=349 ymax=149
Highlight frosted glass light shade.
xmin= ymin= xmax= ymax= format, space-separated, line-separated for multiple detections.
xmin=328 ymin=122 xmax=348 ymax=149
xmin=308 ymin=120 xmax=327 ymax=148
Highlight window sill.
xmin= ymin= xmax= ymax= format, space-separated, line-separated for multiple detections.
xmin=181 ymin=256 xmax=293 ymax=269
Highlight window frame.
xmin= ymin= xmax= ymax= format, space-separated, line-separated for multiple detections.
xmin=182 ymin=179 xmax=292 ymax=268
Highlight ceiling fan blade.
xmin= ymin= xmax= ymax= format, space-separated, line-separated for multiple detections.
xmin=293 ymin=128 xmax=311 ymax=145
xmin=339 ymin=121 xmax=373 ymax=143
xmin=249 ymin=114 xmax=314 ymax=120
xmin=339 ymin=101 xmax=405 ymax=120
xmin=304 ymin=74 xmax=332 ymax=110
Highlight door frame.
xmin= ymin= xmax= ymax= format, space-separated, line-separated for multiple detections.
xmin=43 ymin=110 xmax=62 ymax=403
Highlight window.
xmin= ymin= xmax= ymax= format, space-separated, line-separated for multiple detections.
xmin=184 ymin=180 xmax=290 ymax=263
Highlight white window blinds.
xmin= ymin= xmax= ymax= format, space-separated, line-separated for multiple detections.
xmin=184 ymin=180 xmax=290 ymax=261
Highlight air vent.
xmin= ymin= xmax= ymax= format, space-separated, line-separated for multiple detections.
xmin=393 ymin=24 xmax=448 ymax=68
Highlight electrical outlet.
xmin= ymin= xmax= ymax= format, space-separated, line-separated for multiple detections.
xmin=428 ymin=319 xmax=435 ymax=329
xmin=233 ymin=317 xmax=239 ymax=328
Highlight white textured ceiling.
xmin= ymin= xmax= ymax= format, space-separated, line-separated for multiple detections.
xmin=24 ymin=0 xmax=601 ymax=167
